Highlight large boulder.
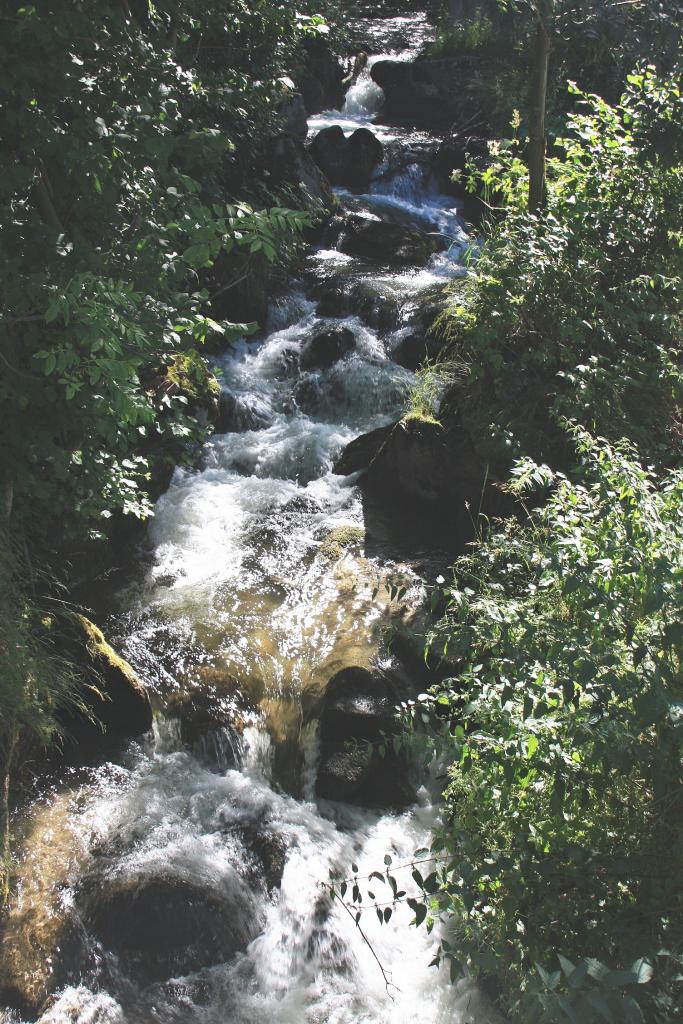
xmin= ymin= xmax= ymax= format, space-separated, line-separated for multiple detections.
xmin=215 ymin=389 xmax=274 ymax=434
xmin=301 ymin=324 xmax=356 ymax=371
xmin=334 ymin=417 xmax=508 ymax=555
xmin=309 ymin=125 xmax=348 ymax=182
xmin=267 ymin=135 xmax=336 ymax=216
xmin=338 ymin=213 xmax=439 ymax=266
xmin=334 ymin=416 xmax=483 ymax=506
xmin=57 ymin=615 xmax=152 ymax=752
xmin=363 ymin=417 xmax=483 ymax=506
xmin=371 ymin=55 xmax=486 ymax=126
xmin=223 ymin=824 xmax=288 ymax=893
xmin=345 ymin=127 xmax=385 ymax=188
xmin=79 ymin=871 xmax=261 ymax=984
xmin=319 ymin=666 xmax=398 ymax=743
xmin=309 ymin=126 xmax=384 ymax=190
xmin=316 ymin=746 xmax=415 ymax=808
xmin=315 ymin=666 xmax=416 ymax=809
xmin=333 ymin=422 xmax=393 ymax=476
xmin=297 ymin=37 xmax=346 ymax=115
xmin=314 ymin=276 xmax=401 ymax=331
xmin=391 ymin=330 xmax=444 ymax=371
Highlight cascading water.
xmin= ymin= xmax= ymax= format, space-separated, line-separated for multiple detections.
xmin=2 ymin=13 xmax=500 ymax=1024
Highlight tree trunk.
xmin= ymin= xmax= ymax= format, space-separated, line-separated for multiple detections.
xmin=0 ymin=726 xmax=18 ymax=907
xmin=33 ymin=171 xmax=64 ymax=233
xmin=449 ymin=0 xmax=481 ymax=23
xmin=528 ymin=3 xmax=553 ymax=214
xmin=2 ymin=479 xmax=13 ymax=523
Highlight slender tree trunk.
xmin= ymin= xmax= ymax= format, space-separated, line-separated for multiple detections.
xmin=528 ymin=3 xmax=553 ymax=214
xmin=0 ymin=726 xmax=18 ymax=907
xmin=33 ymin=170 xmax=64 ymax=233
xmin=449 ymin=0 xmax=479 ymax=23
xmin=2 ymin=480 xmax=13 ymax=524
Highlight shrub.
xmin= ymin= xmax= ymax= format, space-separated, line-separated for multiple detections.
xmin=413 ymin=430 xmax=683 ymax=1022
xmin=436 ymin=70 xmax=683 ymax=472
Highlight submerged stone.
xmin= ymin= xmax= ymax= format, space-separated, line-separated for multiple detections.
xmin=79 ymin=872 xmax=261 ymax=984
xmin=338 ymin=213 xmax=439 ymax=266
xmin=301 ymin=324 xmax=356 ymax=371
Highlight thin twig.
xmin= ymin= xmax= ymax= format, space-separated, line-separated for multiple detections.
xmin=331 ymin=887 xmax=397 ymax=998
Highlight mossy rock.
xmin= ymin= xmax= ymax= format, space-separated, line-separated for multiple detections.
xmin=163 ymin=351 xmax=220 ymax=421
xmin=319 ymin=525 xmax=364 ymax=561
xmin=57 ymin=614 xmax=152 ymax=752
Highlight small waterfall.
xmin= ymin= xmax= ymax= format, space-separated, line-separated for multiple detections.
xmin=342 ymin=62 xmax=385 ymax=121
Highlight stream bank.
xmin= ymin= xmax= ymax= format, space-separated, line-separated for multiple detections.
xmin=1 ymin=10 xmax=502 ymax=1024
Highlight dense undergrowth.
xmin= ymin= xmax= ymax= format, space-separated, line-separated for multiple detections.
xmin=438 ymin=69 xmax=683 ymax=470
xmin=0 ymin=1 xmax=332 ymax=543
xmin=399 ymin=58 xmax=683 ymax=1024
xmin=423 ymin=1 xmax=681 ymax=134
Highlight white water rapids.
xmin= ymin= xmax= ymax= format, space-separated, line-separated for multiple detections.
xmin=3 ymin=16 xmax=500 ymax=1024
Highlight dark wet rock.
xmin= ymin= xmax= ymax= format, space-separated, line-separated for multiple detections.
xmin=371 ymin=55 xmax=487 ymax=126
xmin=79 ymin=872 xmax=261 ymax=984
xmin=367 ymin=417 xmax=484 ymax=506
xmin=313 ymin=279 xmax=349 ymax=319
xmin=309 ymin=126 xmax=384 ymax=190
xmin=56 ymin=614 xmax=152 ymax=753
xmin=278 ymin=91 xmax=308 ymax=139
xmin=352 ymin=280 xmax=401 ymax=331
xmin=405 ymin=287 xmax=452 ymax=334
xmin=366 ymin=417 xmax=483 ymax=505
xmin=167 ymin=690 xmax=247 ymax=771
xmin=338 ymin=213 xmax=439 ymax=266
xmin=313 ymin=277 xmax=401 ymax=332
xmin=298 ymin=37 xmax=346 ymax=115
xmin=227 ymin=824 xmax=288 ymax=892
xmin=267 ymin=135 xmax=336 ymax=216
xmin=345 ymin=127 xmax=385 ymax=187
xmin=315 ymin=665 xmax=416 ymax=809
xmin=309 ymin=125 xmax=347 ymax=181
xmin=316 ymin=747 xmax=416 ymax=808
xmin=301 ymin=324 xmax=356 ymax=371
xmin=319 ymin=666 xmax=399 ymax=743
xmin=333 ymin=422 xmax=393 ymax=476
xmin=0 ymin=909 xmax=87 ymax=1019
xmin=434 ymin=132 xmax=491 ymax=223
xmin=215 ymin=390 xmax=274 ymax=433
xmin=334 ymin=416 xmax=484 ymax=508
xmin=391 ymin=331 xmax=444 ymax=371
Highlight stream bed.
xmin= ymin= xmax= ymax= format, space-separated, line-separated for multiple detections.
xmin=3 ymin=13 xmax=500 ymax=1024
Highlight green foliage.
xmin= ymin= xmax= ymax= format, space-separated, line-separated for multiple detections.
xmin=344 ymin=61 xmax=683 ymax=1024
xmin=429 ymin=2 xmax=681 ymax=138
xmin=424 ymin=14 xmax=504 ymax=59
xmin=347 ymin=432 xmax=683 ymax=1022
xmin=437 ymin=70 xmax=683 ymax=470
xmin=0 ymin=1 xmax=317 ymax=541
xmin=0 ymin=534 xmax=85 ymax=901
xmin=406 ymin=363 xmax=464 ymax=424
xmin=416 ymin=430 xmax=683 ymax=1022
